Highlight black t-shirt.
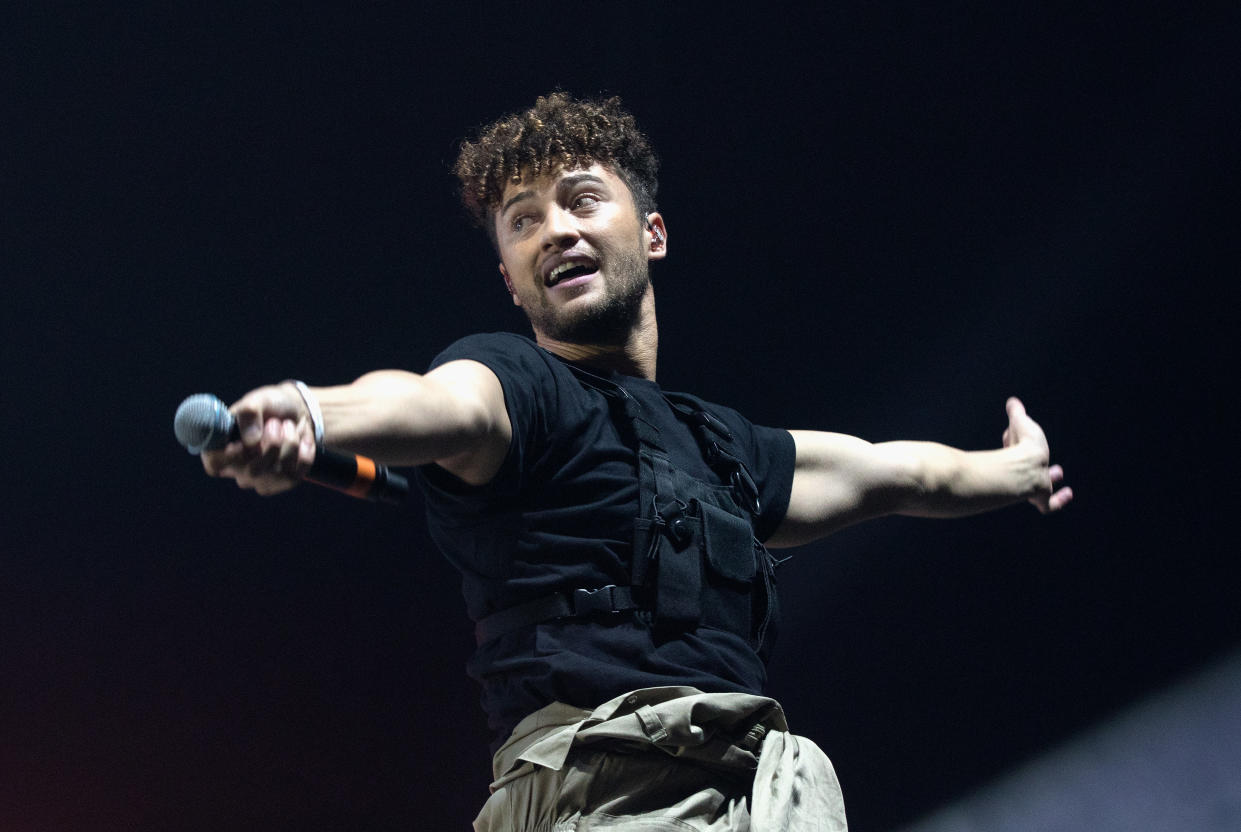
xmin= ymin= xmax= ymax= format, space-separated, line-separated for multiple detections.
xmin=416 ymin=333 xmax=796 ymax=745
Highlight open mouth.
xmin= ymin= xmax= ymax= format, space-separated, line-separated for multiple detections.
xmin=546 ymin=259 xmax=598 ymax=287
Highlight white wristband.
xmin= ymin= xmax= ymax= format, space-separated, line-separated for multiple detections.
xmin=286 ymin=379 xmax=324 ymax=445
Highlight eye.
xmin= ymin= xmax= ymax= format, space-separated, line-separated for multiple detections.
xmin=510 ymin=214 xmax=530 ymax=233
xmin=571 ymin=194 xmax=599 ymax=211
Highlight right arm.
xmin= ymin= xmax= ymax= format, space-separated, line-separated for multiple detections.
xmin=768 ymin=397 xmax=1071 ymax=547
xmin=200 ymin=360 xmax=511 ymax=495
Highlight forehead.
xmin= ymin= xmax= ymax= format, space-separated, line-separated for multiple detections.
xmin=497 ymin=163 xmax=631 ymax=210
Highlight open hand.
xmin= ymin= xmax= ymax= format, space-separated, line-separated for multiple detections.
xmin=1002 ymin=397 xmax=1073 ymax=514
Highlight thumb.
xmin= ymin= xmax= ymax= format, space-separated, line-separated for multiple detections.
xmin=1006 ymin=396 xmax=1026 ymax=421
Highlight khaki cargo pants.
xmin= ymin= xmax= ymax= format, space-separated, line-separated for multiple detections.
xmin=474 ymin=686 xmax=848 ymax=831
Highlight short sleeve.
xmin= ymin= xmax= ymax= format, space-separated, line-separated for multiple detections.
xmin=420 ymin=332 xmax=558 ymax=497
xmin=746 ymin=424 xmax=796 ymax=541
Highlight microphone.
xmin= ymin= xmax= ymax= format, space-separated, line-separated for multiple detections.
xmin=174 ymin=393 xmax=409 ymax=505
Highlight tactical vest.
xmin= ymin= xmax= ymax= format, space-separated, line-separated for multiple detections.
xmin=474 ymin=363 xmax=784 ymax=661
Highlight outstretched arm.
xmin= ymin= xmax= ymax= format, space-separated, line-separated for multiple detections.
xmin=200 ymin=360 xmax=511 ymax=496
xmin=767 ymin=397 xmax=1072 ymax=548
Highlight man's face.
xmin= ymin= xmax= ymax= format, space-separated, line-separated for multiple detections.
xmin=494 ymin=163 xmax=665 ymax=345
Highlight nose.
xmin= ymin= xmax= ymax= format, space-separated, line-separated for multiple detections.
xmin=541 ymin=204 xmax=579 ymax=251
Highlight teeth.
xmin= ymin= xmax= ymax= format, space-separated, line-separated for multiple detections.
xmin=549 ymin=261 xmax=593 ymax=282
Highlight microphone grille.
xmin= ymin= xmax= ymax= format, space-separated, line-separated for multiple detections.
xmin=174 ymin=394 xmax=233 ymax=455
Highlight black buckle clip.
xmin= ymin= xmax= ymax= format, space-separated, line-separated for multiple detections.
xmin=732 ymin=468 xmax=761 ymax=515
xmin=688 ymin=410 xmax=733 ymax=441
xmin=573 ymin=585 xmax=620 ymax=616
xmin=652 ymin=497 xmax=694 ymax=551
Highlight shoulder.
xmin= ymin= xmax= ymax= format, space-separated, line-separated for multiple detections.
xmin=429 ymin=333 xmax=578 ymax=406
xmin=430 ymin=332 xmax=552 ymax=374
xmin=429 ymin=333 xmax=601 ymax=452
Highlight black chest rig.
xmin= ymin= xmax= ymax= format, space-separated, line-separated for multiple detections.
xmin=474 ymin=364 xmax=784 ymax=661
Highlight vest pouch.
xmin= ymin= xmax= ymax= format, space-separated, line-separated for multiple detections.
xmin=699 ymin=501 xmax=755 ymax=638
xmin=645 ymin=513 xmax=704 ymax=631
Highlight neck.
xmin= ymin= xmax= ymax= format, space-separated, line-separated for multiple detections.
xmin=535 ymin=288 xmax=659 ymax=380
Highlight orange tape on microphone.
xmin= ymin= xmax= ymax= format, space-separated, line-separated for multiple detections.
xmin=345 ymin=455 xmax=377 ymax=498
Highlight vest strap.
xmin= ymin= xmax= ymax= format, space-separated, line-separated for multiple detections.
xmin=474 ymin=585 xmax=640 ymax=645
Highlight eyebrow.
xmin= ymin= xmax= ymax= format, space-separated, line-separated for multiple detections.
xmin=501 ymin=189 xmax=535 ymax=215
xmin=558 ymin=172 xmax=606 ymax=190
xmin=500 ymin=173 xmax=608 ymax=215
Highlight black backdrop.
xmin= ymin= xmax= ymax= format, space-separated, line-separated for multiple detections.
xmin=5 ymin=4 xmax=1238 ymax=829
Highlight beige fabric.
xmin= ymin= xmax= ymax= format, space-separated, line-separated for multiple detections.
xmin=474 ymin=687 xmax=847 ymax=832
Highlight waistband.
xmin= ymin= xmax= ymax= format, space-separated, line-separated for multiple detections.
xmin=488 ymin=686 xmax=788 ymax=790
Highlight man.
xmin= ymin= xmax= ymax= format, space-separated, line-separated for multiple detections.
xmin=202 ymin=93 xmax=1071 ymax=830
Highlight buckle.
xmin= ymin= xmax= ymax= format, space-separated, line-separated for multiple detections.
xmin=732 ymin=468 xmax=761 ymax=515
xmin=572 ymin=585 xmax=619 ymax=616
xmin=687 ymin=410 xmax=733 ymax=441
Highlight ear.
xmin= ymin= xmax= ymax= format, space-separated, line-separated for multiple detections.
xmin=499 ymin=263 xmax=520 ymax=306
xmin=645 ymin=213 xmax=667 ymax=261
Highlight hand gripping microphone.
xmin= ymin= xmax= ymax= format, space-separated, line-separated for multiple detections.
xmin=174 ymin=393 xmax=409 ymax=505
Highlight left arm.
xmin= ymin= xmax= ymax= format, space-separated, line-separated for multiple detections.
xmin=767 ymin=397 xmax=1072 ymax=548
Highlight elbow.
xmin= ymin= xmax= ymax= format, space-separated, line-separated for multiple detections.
xmin=894 ymin=444 xmax=932 ymax=510
xmin=879 ymin=443 xmax=945 ymax=516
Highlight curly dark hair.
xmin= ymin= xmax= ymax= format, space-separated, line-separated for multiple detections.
xmin=454 ymin=92 xmax=659 ymax=240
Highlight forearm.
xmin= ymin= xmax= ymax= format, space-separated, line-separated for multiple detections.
xmin=202 ymin=359 xmax=510 ymax=494
xmin=309 ymin=372 xmax=438 ymax=465
xmin=771 ymin=423 xmax=1062 ymax=547
xmin=888 ymin=440 xmax=1045 ymax=518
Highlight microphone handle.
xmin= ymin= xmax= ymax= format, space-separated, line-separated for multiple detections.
xmin=308 ymin=446 xmax=409 ymax=505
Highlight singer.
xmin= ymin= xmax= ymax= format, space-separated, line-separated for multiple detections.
xmin=200 ymin=93 xmax=1072 ymax=831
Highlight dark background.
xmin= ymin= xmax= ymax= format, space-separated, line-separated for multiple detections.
xmin=4 ymin=4 xmax=1237 ymax=829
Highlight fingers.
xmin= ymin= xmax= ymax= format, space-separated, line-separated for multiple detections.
xmin=233 ymin=384 xmax=304 ymax=450
xmin=1031 ymin=464 xmax=1073 ymax=513
xmin=245 ymin=417 xmax=311 ymax=477
xmin=248 ymin=421 xmax=315 ymax=496
xmin=202 ymin=414 xmax=314 ymax=497
xmin=275 ymin=419 xmax=302 ymax=473
xmin=235 ymin=409 xmax=264 ymax=448
xmin=201 ymin=446 xmax=225 ymax=477
xmin=1045 ymin=465 xmax=1071 ymax=511
xmin=271 ymin=418 xmax=315 ymax=479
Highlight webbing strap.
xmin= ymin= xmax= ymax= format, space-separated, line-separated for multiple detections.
xmin=647 ymin=453 xmax=701 ymax=627
xmin=474 ymin=585 xmax=640 ymax=645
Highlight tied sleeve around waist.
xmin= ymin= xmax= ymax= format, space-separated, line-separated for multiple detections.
xmin=483 ymin=687 xmax=848 ymax=831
